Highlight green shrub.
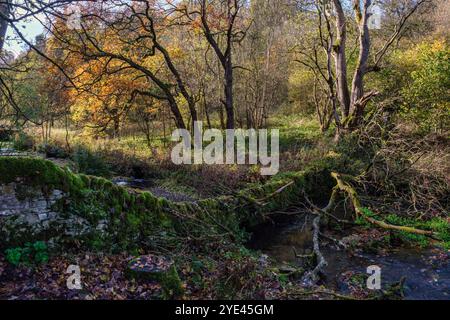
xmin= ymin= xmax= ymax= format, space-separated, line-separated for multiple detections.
xmin=12 ymin=132 xmax=34 ymax=151
xmin=5 ymin=248 xmax=22 ymax=266
xmin=37 ymin=143 xmax=69 ymax=159
xmin=71 ymin=146 xmax=111 ymax=177
xmin=5 ymin=241 xmax=49 ymax=267
xmin=401 ymin=41 xmax=449 ymax=133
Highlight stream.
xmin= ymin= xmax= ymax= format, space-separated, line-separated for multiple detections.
xmin=2 ymin=151 xmax=449 ymax=299
xmin=3 ymin=147 xmax=448 ymax=299
xmin=112 ymin=177 xmax=196 ymax=203
xmin=116 ymin=177 xmax=450 ymax=300
xmin=249 ymin=217 xmax=450 ymax=300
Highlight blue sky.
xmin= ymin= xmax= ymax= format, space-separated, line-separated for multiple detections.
xmin=5 ymin=19 xmax=45 ymax=55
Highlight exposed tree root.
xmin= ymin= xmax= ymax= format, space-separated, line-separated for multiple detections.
xmin=319 ymin=231 xmax=348 ymax=250
xmin=362 ymin=215 xmax=436 ymax=237
xmin=292 ymin=246 xmax=314 ymax=259
xmin=304 ymin=191 xmax=354 ymax=225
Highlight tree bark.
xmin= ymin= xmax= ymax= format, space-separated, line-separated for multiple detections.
xmin=166 ymin=95 xmax=187 ymax=130
xmin=224 ymin=57 xmax=235 ymax=129
xmin=154 ymin=42 xmax=198 ymax=125
xmin=332 ymin=0 xmax=351 ymax=118
xmin=0 ymin=0 xmax=11 ymax=51
xmin=350 ymin=0 xmax=372 ymax=124
xmin=199 ymin=0 xmax=238 ymax=129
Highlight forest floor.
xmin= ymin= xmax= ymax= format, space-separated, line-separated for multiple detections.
xmin=1 ymin=228 xmax=448 ymax=300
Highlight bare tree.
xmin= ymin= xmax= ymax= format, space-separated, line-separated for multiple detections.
xmin=300 ymin=0 xmax=431 ymax=136
xmin=173 ymin=0 xmax=249 ymax=129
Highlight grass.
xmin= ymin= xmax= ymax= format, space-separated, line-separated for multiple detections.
xmin=18 ymin=115 xmax=335 ymax=196
xmin=268 ymin=115 xmax=335 ymax=172
xmin=31 ymin=114 xmax=330 ymax=160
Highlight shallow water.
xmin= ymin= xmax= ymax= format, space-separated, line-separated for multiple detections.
xmin=323 ymin=248 xmax=450 ymax=300
xmin=249 ymin=217 xmax=450 ymax=300
xmin=112 ymin=177 xmax=196 ymax=203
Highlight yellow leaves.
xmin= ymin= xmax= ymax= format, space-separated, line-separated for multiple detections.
xmin=191 ymin=18 xmax=203 ymax=35
xmin=410 ymin=40 xmax=445 ymax=60
xmin=141 ymin=53 xmax=165 ymax=72
xmin=430 ymin=39 xmax=447 ymax=52
xmin=289 ymin=68 xmax=315 ymax=87
xmin=168 ymin=45 xmax=186 ymax=60
xmin=146 ymin=107 xmax=159 ymax=115
xmin=395 ymin=39 xmax=448 ymax=70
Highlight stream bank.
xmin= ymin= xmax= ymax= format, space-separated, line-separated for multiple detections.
xmin=1 ymin=156 xmax=448 ymax=300
xmin=248 ymin=216 xmax=450 ymax=300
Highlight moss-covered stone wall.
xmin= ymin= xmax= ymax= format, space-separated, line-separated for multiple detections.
xmin=0 ymin=157 xmax=334 ymax=251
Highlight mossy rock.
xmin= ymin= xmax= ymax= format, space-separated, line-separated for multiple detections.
xmin=127 ymin=255 xmax=184 ymax=298
xmin=0 ymin=157 xmax=339 ymax=251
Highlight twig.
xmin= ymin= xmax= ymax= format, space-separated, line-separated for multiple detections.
xmin=331 ymin=172 xmax=438 ymax=238
xmin=257 ymin=181 xmax=295 ymax=205
xmin=287 ymin=289 xmax=357 ymax=300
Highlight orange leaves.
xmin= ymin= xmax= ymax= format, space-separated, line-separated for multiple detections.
xmin=191 ymin=18 xmax=203 ymax=33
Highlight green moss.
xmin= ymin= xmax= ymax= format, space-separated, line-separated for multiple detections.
xmin=161 ymin=265 xmax=184 ymax=298
xmin=126 ymin=213 xmax=142 ymax=230
xmin=79 ymin=174 xmax=91 ymax=187
xmin=0 ymin=157 xmax=339 ymax=252
xmin=126 ymin=259 xmax=184 ymax=298
xmin=0 ymin=157 xmax=65 ymax=190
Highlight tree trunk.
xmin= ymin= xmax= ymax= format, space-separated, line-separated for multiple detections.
xmin=167 ymin=96 xmax=187 ymax=130
xmin=332 ymin=0 xmax=351 ymax=118
xmin=224 ymin=57 xmax=235 ymax=129
xmin=0 ymin=0 xmax=10 ymax=51
xmin=259 ymin=33 xmax=273 ymax=129
xmin=155 ymin=43 xmax=198 ymax=125
xmin=203 ymin=91 xmax=212 ymax=129
xmin=350 ymin=0 xmax=372 ymax=126
xmin=113 ymin=115 xmax=120 ymax=139
xmin=199 ymin=0 xmax=237 ymax=130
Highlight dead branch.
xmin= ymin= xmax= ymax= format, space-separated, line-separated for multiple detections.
xmin=301 ymin=215 xmax=327 ymax=286
xmin=330 ymin=172 xmax=438 ymax=238
xmin=257 ymin=180 xmax=295 ymax=205
xmin=286 ymin=289 xmax=357 ymax=300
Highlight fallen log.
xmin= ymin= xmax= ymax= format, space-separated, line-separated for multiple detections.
xmin=330 ymin=172 xmax=437 ymax=238
xmin=301 ymin=215 xmax=327 ymax=286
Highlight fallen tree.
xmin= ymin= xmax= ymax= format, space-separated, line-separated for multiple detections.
xmin=292 ymin=170 xmax=446 ymax=286
xmin=1 ymin=156 xmax=446 ymax=292
xmin=330 ymin=172 xmax=438 ymax=238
